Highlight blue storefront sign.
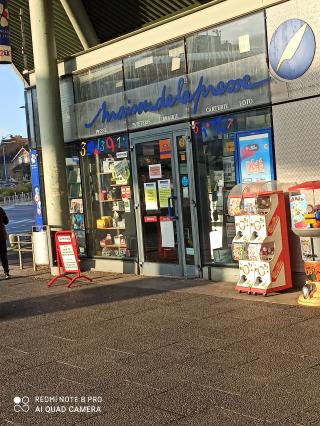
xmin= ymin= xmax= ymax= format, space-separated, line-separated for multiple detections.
xmin=0 ymin=0 xmax=11 ymax=64
xmin=30 ymin=150 xmax=43 ymax=227
xmin=235 ymin=129 xmax=275 ymax=184
xmin=84 ymin=74 xmax=270 ymax=130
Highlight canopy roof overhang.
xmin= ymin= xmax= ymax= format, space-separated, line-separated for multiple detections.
xmin=9 ymin=0 xmax=221 ymax=84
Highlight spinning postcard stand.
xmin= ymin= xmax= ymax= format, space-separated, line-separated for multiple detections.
xmin=228 ymin=181 xmax=292 ymax=295
xmin=289 ymin=181 xmax=320 ymax=306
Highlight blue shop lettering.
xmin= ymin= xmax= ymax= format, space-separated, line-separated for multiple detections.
xmin=84 ymin=74 xmax=270 ymax=129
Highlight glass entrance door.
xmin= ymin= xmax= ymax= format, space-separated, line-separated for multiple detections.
xmin=131 ymin=125 xmax=200 ymax=277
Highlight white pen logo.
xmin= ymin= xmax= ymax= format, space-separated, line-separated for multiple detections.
xmin=276 ymin=23 xmax=307 ymax=72
xmin=269 ymin=19 xmax=316 ymax=80
xmin=14 ymin=396 xmax=30 ymax=413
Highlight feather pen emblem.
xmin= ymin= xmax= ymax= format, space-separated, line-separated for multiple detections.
xmin=276 ymin=23 xmax=307 ymax=71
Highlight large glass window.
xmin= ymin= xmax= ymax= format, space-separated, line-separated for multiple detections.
xmin=186 ymin=12 xmax=270 ymax=118
xmin=80 ymin=133 xmax=137 ymax=259
xmin=73 ymin=61 xmax=124 ymax=103
xmin=65 ymin=144 xmax=87 ymax=256
xmin=73 ymin=61 xmax=126 ymax=138
xmin=123 ymin=40 xmax=188 ymax=129
xmin=192 ymin=108 xmax=272 ymax=266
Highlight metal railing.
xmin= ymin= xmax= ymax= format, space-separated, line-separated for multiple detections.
xmin=8 ymin=233 xmax=34 ymax=270
xmin=0 ymin=192 xmax=32 ymax=205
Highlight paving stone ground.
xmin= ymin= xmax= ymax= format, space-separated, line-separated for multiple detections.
xmin=1 ymin=260 xmax=320 ymax=425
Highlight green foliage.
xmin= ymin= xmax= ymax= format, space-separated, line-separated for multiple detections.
xmin=0 ymin=182 xmax=32 ymax=199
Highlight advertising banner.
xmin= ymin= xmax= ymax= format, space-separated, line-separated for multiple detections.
xmin=30 ymin=150 xmax=43 ymax=227
xmin=236 ymin=129 xmax=274 ymax=183
xmin=0 ymin=0 xmax=11 ymax=64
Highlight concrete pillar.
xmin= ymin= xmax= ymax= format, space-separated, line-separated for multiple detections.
xmin=29 ymin=0 xmax=70 ymax=229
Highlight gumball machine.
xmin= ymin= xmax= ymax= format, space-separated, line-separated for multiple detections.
xmin=288 ymin=181 xmax=320 ymax=306
xmin=228 ymin=181 xmax=292 ymax=295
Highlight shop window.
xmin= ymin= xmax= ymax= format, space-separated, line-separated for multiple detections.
xmin=65 ymin=144 xmax=87 ymax=256
xmin=73 ymin=61 xmax=124 ymax=103
xmin=80 ymin=133 xmax=137 ymax=259
xmin=192 ymin=108 xmax=272 ymax=266
xmin=72 ymin=61 xmax=126 ymax=138
xmin=123 ymin=40 xmax=188 ymax=129
xmin=186 ymin=12 xmax=270 ymax=118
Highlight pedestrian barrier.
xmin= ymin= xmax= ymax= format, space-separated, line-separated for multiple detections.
xmin=0 ymin=192 xmax=33 ymax=205
xmin=8 ymin=233 xmax=34 ymax=270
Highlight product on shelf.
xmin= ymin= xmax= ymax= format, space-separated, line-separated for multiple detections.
xmin=83 ymin=134 xmax=134 ymax=259
xmin=289 ymin=181 xmax=320 ymax=306
xmin=228 ymin=181 xmax=292 ymax=295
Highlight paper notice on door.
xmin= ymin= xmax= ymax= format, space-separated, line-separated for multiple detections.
xmin=149 ymin=164 xmax=162 ymax=179
xmin=158 ymin=179 xmax=171 ymax=208
xmin=144 ymin=182 xmax=158 ymax=210
xmin=160 ymin=218 xmax=175 ymax=248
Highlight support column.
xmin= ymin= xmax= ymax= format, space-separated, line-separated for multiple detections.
xmin=60 ymin=0 xmax=99 ymax=49
xmin=29 ymin=0 xmax=70 ymax=230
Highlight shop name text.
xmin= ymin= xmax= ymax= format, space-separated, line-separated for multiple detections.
xmin=84 ymin=74 xmax=270 ymax=129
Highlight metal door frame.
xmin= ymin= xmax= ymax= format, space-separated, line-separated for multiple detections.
xmin=130 ymin=123 xmax=201 ymax=278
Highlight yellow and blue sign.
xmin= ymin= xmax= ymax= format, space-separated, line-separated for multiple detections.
xmin=269 ymin=19 xmax=316 ymax=80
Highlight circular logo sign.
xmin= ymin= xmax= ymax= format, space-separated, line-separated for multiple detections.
xmin=269 ymin=19 xmax=316 ymax=80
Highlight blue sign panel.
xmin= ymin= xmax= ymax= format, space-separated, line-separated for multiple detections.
xmin=235 ymin=129 xmax=275 ymax=184
xmin=30 ymin=150 xmax=43 ymax=227
xmin=84 ymin=74 xmax=270 ymax=130
xmin=0 ymin=0 xmax=11 ymax=64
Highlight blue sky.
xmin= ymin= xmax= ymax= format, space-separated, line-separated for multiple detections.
xmin=0 ymin=65 xmax=27 ymax=138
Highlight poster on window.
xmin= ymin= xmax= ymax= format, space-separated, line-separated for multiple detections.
xmin=236 ymin=130 xmax=274 ymax=184
xmin=144 ymin=182 xmax=158 ymax=210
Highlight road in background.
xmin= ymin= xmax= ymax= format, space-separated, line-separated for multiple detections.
xmin=3 ymin=204 xmax=34 ymax=234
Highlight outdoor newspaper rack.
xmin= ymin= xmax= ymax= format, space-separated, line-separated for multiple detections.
xmin=48 ymin=231 xmax=92 ymax=288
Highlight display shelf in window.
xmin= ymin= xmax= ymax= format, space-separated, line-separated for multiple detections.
xmin=80 ymin=134 xmax=137 ymax=259
xmin=66 ymin=156 xmax=87 ymax=256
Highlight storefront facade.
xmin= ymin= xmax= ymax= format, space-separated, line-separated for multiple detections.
xmin=25 ymin=0 xmax=320 ymax=280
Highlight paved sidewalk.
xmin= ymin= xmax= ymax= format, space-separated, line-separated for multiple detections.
xmin=1 ymin=264 xmax=320 ymax=425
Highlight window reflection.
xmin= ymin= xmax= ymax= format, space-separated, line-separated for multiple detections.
xmin=192 ymin=108 xmax=271 ymax=266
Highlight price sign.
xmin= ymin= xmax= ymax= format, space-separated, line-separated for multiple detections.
xmin=48 ymin=231 xmax=92 ymax=288
xmin=56 ymin=232 xmax=79 ymax=272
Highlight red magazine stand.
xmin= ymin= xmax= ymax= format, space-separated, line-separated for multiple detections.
xmin=48 ymin=231 xmax=92 ymax=288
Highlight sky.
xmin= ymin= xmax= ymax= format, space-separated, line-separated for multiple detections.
xmin=0 ymin=65 xmax=27 ymax=138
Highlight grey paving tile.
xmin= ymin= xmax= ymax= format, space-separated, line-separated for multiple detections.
xmin=223 ymin=386 xmax=313 ymax=422
xmin=142 ymin=382 xmax=238 ymax=417
xmin=76 ymin=402 xmax=181 ymax=425
xmin=277 ymin=401 xmax=320 ymax=426
xmin=179 ymin=348 xmax=258 ymax=371
xmin=233 ymin=352 xmax=318 ymax=380
xmin=175 ymin=407 xmax=266 ymax=425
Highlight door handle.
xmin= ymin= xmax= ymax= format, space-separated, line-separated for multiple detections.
xmin=167 ymin=195 xmax=178 ymax=220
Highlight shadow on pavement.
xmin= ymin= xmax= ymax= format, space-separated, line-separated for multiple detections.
xmin=0 ymin=279 xmax=175 ymax=321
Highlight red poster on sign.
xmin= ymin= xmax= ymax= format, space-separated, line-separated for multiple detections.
xmin=48 ymin=231 xmax=92 ymax=288
xmin=159 ymin=139 xmax=171 ymax=159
